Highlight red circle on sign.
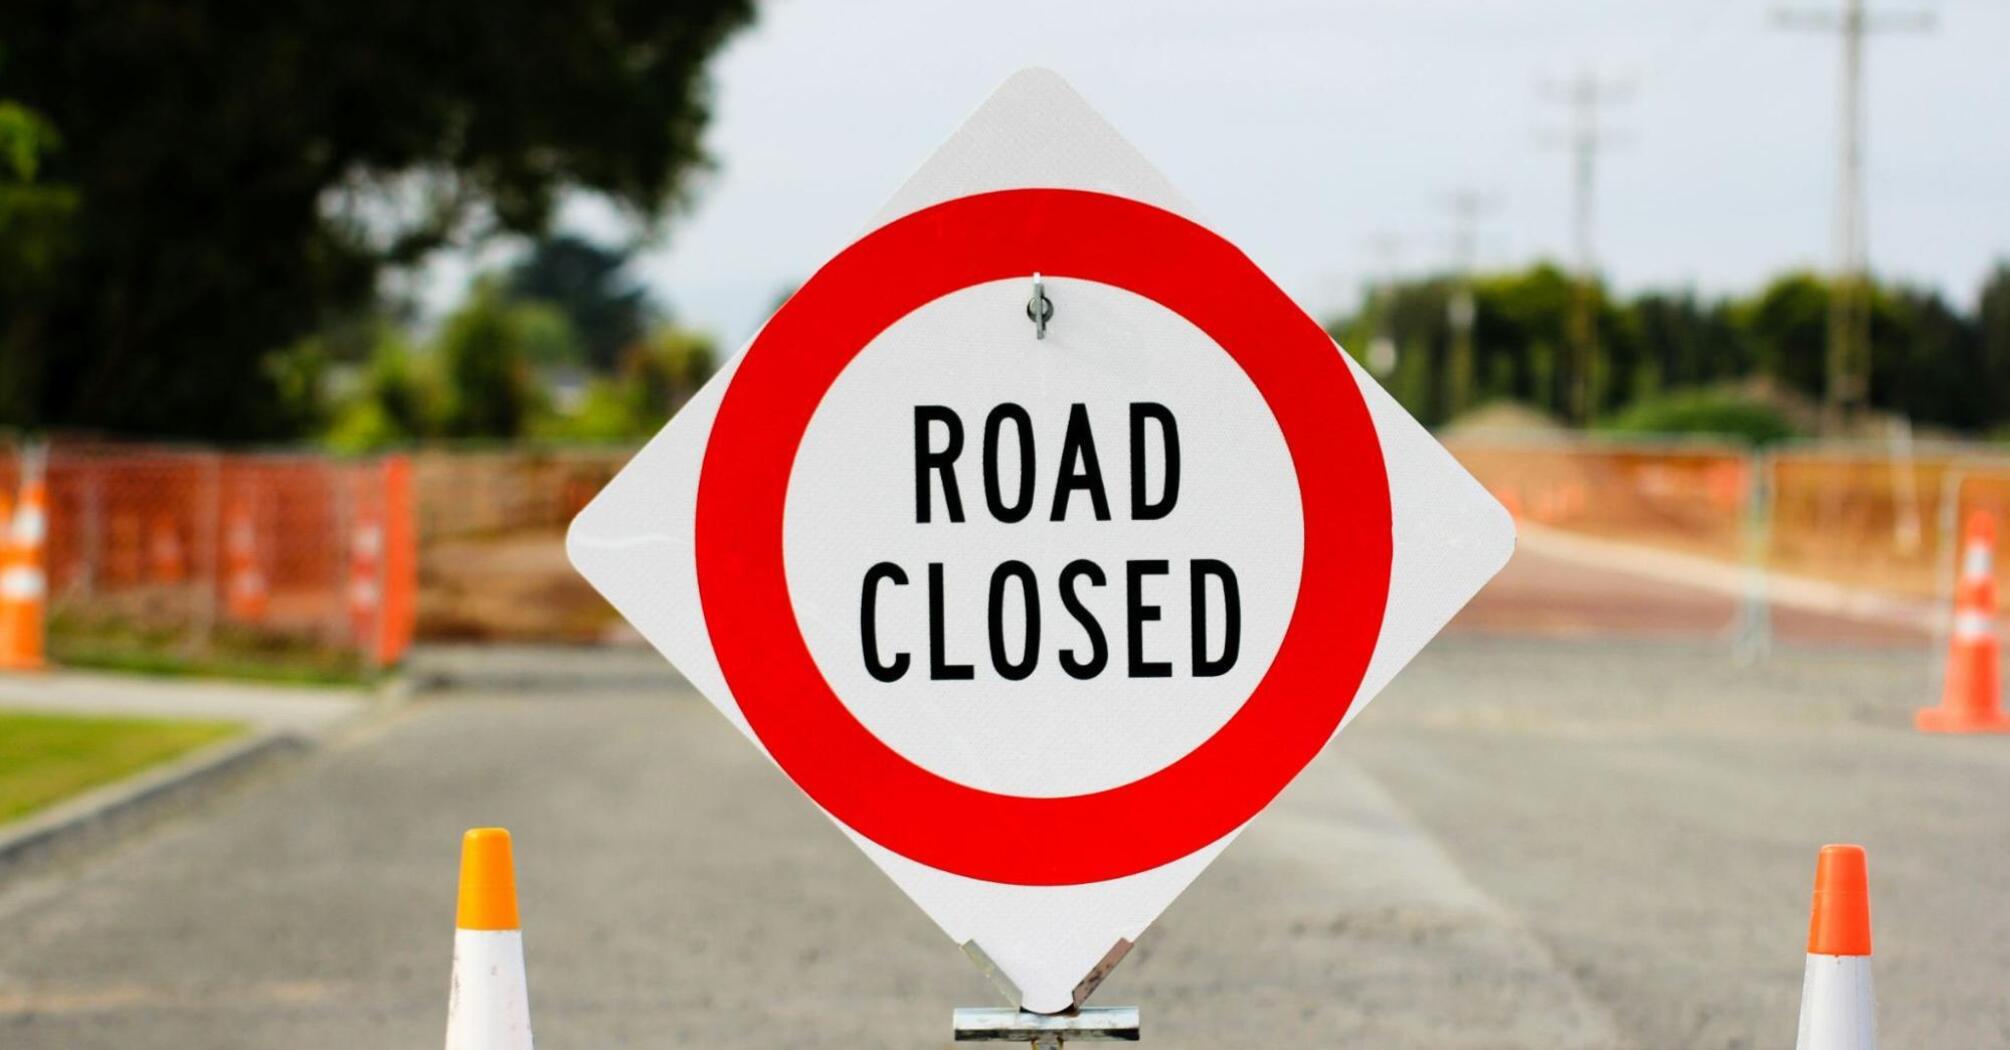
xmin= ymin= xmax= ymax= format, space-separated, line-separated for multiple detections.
xmin=696 ymin=189 xmax=1391 ymax=885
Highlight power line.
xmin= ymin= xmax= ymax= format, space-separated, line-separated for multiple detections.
xmin=1775 ymin=0 xmax=1934 ymax=428
xmin=1539 ymin=68 xmax=1632 ymax=423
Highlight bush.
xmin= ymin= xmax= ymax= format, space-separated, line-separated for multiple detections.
xmin=1600 ymin=388 xmax=1797 ymax=446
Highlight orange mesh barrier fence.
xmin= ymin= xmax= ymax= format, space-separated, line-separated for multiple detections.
xmin=1450 ymin=437 xmax=2010 ymax=616
xmin=1768 ymin=449 xmax=2010 ymax=601
xmin=0 ymin=441 xmax=417 ymax=676
xmin=1447 ymin=438 xmax=1754 ymax=562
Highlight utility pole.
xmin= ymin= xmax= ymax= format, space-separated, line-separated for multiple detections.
xmin=1776 ymin=0 xmax=1932 ymax=432
xmin=1539 ymin=68 xmax=1631 ymax=425
xmin=1363 ymin=232 xmax=1405 ymax=378
xmin=1439 ymin=190 xmax=1497 ymax=420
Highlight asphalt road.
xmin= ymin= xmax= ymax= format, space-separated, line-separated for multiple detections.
xmin=1 ymin=562 xmax=2006 ymax=1047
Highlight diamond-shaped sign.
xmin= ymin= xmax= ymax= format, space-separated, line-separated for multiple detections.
xmin=567 ymin=67 xmax=1514 ymax=1013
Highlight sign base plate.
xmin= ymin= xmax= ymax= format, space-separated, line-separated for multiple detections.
xmin=953 ymin=1006 xmax=1141 ymax=1045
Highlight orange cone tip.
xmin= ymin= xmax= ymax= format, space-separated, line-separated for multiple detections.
xmin=456 ymin=827 xmax=521 ymax=931
xmin=1967 ymin=510 xmax=1997 ymax=548
xmin=1806 ymin=844 xmax=1871 ymax=957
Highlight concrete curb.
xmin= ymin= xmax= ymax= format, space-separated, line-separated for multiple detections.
xmin=0 ymin=729 xmax=309 ymax=877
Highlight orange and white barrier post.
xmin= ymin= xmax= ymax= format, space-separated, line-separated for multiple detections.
xmin=148 ymin=512 xmax=186 ymax=584
xmin=1917 ymin=510 xmax=2010 ymax=733
xmin=223 ymin=500 xmax=268 ymax=622
xmin=1 ymin=463 xmax=49 ymax=672
xmin=1795 ymin=844 xmax=1876 ymax=1050
xmin=348 ymin=511 xmax=383 ymax=655
xmin=444 ymin=828 xmax=534 ymax=1050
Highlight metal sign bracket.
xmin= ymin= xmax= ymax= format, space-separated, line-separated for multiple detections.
xmin=955 ymin=938 xmax=1140 ymax=1046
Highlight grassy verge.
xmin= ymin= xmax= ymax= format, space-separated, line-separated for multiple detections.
xmin=0 ymin=711 xmax=244 ymax=825
xmin=47 ymin=608 xmax=378 ymax=688
xmin=47 ymin=643 xmax=377 ymax=688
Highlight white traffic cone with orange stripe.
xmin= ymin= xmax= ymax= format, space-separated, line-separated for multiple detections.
xmin=349 ymin=514 xmax=383 ymax=656
xmin=1917 ymin=510 xmax=2010 ymax=733
xmin=148 ymin=512 xmax=185 ymax=583
xmin=445 ymin=828 xmax=533 ymax=1050
xmin=223 ymin=500 xmax=268 ymax=622
xmin=0 ymin=489 xmax=16 ymax=664
xmin=1795 ymin=844 xmax=1876 ymax=1050
xmin=0 ymin=468 xmax=49 ymax=671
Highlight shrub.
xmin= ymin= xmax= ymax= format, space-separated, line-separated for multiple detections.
xmin=1600 ymin=388 xmax=1797 ymax=446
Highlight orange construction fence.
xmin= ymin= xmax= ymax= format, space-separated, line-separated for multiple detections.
xmin=0 ymin=441 xmax=418 ymax=673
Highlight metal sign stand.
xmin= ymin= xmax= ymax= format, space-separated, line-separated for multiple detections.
xmin=952 ymin=1006 xmax=1140 ymax=1046
xmin=947 ymin=283 xmax=1138 ymax=1047
xmin=952 ymin=939 xmax=1140 ymax=1046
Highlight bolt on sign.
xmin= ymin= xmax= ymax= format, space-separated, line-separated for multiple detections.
xmin=568 ymin=69 xmax=1515 ymax=1014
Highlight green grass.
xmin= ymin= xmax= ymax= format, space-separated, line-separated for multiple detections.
xmin=46 ymin=608 xmax=378 ymax=688
xmin=47 ymin=643 xmax=378 ymax=688
xmin=0 ymin=711 xmax=244 ymax=824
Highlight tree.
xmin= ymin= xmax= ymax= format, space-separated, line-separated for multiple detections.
xmin=0 ymin=65 xmax=77 ymax=420
xmin=1876 ymin=287 xmax=1984 ymax=430
xmin=1735 ymin=273 xmax=1830 ymax=397
xmin=0 ymin=0 xmax=754 ymax=440
xmin=507 ymin=235 xmax=653 ymax=372
xmin=436 ymin=282 xmax=544 ymax=440
xmin=1978 ymin=265 xmax=2010 ymax=429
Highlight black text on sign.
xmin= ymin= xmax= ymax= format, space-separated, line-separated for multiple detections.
xmin=859 ymin=401 xmax=1242 ymax=683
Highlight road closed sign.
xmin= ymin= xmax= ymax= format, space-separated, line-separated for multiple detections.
xmin=569 ymin=68 xmax=1514 ymax=1013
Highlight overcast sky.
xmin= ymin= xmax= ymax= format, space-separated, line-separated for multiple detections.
xmin=428 ymin=0 xmax=2010 ymax=345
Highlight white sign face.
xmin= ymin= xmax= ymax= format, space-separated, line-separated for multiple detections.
xmin=786 ymin=279 xmax=1304 ymax=798
xmin=568 ymin=68 xmax=1514 ymax=1014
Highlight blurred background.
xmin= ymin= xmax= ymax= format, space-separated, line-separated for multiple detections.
xmin=3 ymin=0 xmax=2007 ymax=672
xmin=2 ymin=0 xmax=2008 ymax=668
xmin=1 ymin=2 xmax=2008 ymax=1047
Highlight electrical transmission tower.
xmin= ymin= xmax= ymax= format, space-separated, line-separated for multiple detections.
xmin=1539 ymin=68 xmax=1631 ymax=424
xmin=1439 ymin=190 xmax=1498 ymax=419
xmin=1776 ymin=0 xmax=1933 ymax=431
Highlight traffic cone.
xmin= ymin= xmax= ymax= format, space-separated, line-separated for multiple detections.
xmin=1795 ymin=844 xmax=1876 ymax=1050
xmin=148 ymin=512 xmax=185 ymax=583
xmin=223 ymin=500 xmax=268 ymax=622
xmin=444 ymin=828 xmax=533 ymax=1050
xmin=0 ymin=476 xmax=49 ymax=671
xmin=1917 ymin=511 xmax=2010 ymax=733
xmin=0 ymin=489 xmax=17 ymax=665
xmin=348 ymin=514 xmax=383 ymax=657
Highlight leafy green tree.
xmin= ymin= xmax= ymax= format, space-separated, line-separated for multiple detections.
xmin=1876 ymin=287 xmax=1984 ymax=430
xmin=508 ymin=235 xmax=653 ymax=372
xmin=0 ymin=71 xmax=76 ymax=420
xmin=1625 ymin=292 xmax=1750 ymax=395
xmin=1339 ymin=262 xmax=2010 ymax=437
xmin=1978 ymin=265 xmax=2010 ymax=423
xmin=533 ymin=324 xmax=715 ymax=442
xmin=0 ymin=0 xmax=754 ymax=440
xmin=322 ymin=327 xmax=440 ymax=451
xmin=437 ymin=283 xmax=543 ymax=440
xmin=628 ymin=328 xmax=715 ymax=421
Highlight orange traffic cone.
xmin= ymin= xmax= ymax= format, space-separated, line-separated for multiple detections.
xmin=223 ymin=500 xmax=268 ymax=622
xmin=0 ymin=475 xmax=49 ymax=671
xmin=444 ymin=828 xmax=534 ymax=1050
xmin=1917 ymin=511 xmax=2010 ymax=733
xmin=1795 ymin=844 xmax=1876 ymax=1050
